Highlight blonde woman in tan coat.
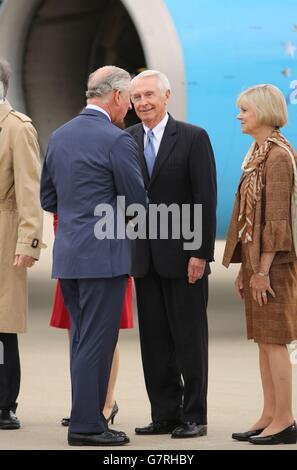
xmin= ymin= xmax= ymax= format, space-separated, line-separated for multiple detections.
xmin=223 ymin=84 xmax=297 ymax=445
xmin=0 ymin=59 xmax=43 ymax=429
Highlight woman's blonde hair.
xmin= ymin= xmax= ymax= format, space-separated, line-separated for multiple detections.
xmin=237 ymin=84 xmax=288 ymax=128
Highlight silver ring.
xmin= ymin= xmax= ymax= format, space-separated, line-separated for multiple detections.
xmin=261 ymin=291 xmax=267 ymax=296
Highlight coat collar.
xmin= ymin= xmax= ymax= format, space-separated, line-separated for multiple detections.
xmin=133 ymin=125 xmax=150 ymax=188
xmin=150 ymin=114 xmax=177 ymax=187
xmin=79 ymin=107 xmax=111 ymax=122
xmin=0 ymin=100 xmax=13 ymax=123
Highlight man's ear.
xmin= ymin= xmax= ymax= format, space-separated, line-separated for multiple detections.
xmin=165 ymin=89 xmax=171 ymax=101
xmin=114 ymin=89 xmax=121 ymax=105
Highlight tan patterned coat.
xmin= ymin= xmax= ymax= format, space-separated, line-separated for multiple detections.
xmin=223 ymin=143 xmax=297 ymax=343
xmin=0 ymin=101 xmax=43 ymax=333
xmin=223 ymin=144 xmax=297 ymax=272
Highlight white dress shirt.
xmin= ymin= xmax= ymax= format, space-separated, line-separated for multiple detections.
xmin=86 ymin=104 xmax=111 ymax=121
xmin=143 ymin=113 xmax=169 ymax=155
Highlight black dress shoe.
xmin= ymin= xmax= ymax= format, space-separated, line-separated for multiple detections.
xmin=61 ymin=417 xmax=70 ymax=427
xmin=232 ymin=428 xmax=264 ymax=441
xmin=68 ymin=430 xmax=130 ymax=446
xmin=171 ymin=422 xmax=207 ymax=438
xmin=108 ymin=427 xmax=127 ymax=437
xmin=0 ymin=410 xmax=20 ymax=430
xmin=248 ymin=421 xmax=297 ymax=445
xmin=135 ymin=421 xmax=180 ymax=435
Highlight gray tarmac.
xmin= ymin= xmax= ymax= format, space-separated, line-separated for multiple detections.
xmin=1 ymin=227 xmax=296 ymax=450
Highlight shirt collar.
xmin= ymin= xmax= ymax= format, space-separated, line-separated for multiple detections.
xmin=143 ymin=113 xmax=169 ymax=137
xmin=86 ymin=104 xmax=111 ymax=121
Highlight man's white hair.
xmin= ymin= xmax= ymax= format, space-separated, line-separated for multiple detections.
xmin=0 ymin=81 xmax=4 ymax=103
xmin=131 ymin=70 xmax=171 ymax=94
xmin=86 ymin=66 xmax=131 ymax=101
xmin=0 ymin=58 xmax=11 ymax=102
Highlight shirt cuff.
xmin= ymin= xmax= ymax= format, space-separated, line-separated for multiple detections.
xmin=15 ymin=239 xmax=47 ymax=260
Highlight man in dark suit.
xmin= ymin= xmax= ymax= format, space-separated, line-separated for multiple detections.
xmin=128 ymin=70 xmax=217 ymax=438
xmin=40 ymin=66 xmax=147 ymax=446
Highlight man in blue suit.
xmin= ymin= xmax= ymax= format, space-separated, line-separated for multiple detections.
xmin=40 ymin=66 xmax=147 ymax=446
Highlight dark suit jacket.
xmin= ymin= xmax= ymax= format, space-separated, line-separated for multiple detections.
xmin=40 ymin=108 xmax=147 ymax=279
xmin=127 ymin=114 xmax=217 ymax=278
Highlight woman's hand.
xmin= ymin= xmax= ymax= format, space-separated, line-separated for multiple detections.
xmin=249 ymin=273 xmax=276 ymax=306
xmin=235 ymin=267 xmax=244 ymax=299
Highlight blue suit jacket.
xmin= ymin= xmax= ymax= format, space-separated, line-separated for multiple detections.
xmin=40 ymin=108 xmax=147 ymax=279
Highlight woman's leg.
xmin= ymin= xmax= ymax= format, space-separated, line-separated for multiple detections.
xmin=103 ymin=343 xmax=119 ymax=419
xmin=259 ymin=343 xmax=294 ymax=436
xmin=249 ymin=343 xmax=275 ymax=430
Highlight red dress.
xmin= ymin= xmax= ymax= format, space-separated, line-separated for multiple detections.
xmin=50 ymin=214 xmax=133 ymax=329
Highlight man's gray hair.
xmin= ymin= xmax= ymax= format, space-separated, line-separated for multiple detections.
xmin=131 ymin=70 xmax=171 ymax=94
xmin=0 ymin=58 xmax=11 ymax=101
xmin=86 ymin=66 xmax=131 ymax=100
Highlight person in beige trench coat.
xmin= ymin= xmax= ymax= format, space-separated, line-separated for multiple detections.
xmin=0 ymin=59 xmax=44 ymax=429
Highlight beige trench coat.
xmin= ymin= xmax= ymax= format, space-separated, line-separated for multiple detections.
xmin=0 ymin=101 xmax=43 ymax=333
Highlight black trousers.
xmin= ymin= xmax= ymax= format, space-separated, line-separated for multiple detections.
xmin=60 ymin=276 xmax=127 ymax=434
xmin=0 ymin=333 xmax=20 ymax=412
xmin=135 ymin=265 xmax=208 ymax=425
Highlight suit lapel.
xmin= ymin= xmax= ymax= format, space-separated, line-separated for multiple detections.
xmin=133 ymin=125 xmax=150 ymax=188
xmin=149 ymin=115 xmax=177 ymax=187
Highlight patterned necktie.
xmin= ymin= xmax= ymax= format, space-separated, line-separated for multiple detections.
xmin=144 ymin=129 xmax=156 ymax=177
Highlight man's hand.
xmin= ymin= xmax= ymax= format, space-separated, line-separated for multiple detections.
xmin=187 ymin=257 xmax=206 ymax=284
xmin=13 ymin=255 xmax=36 ymax=268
